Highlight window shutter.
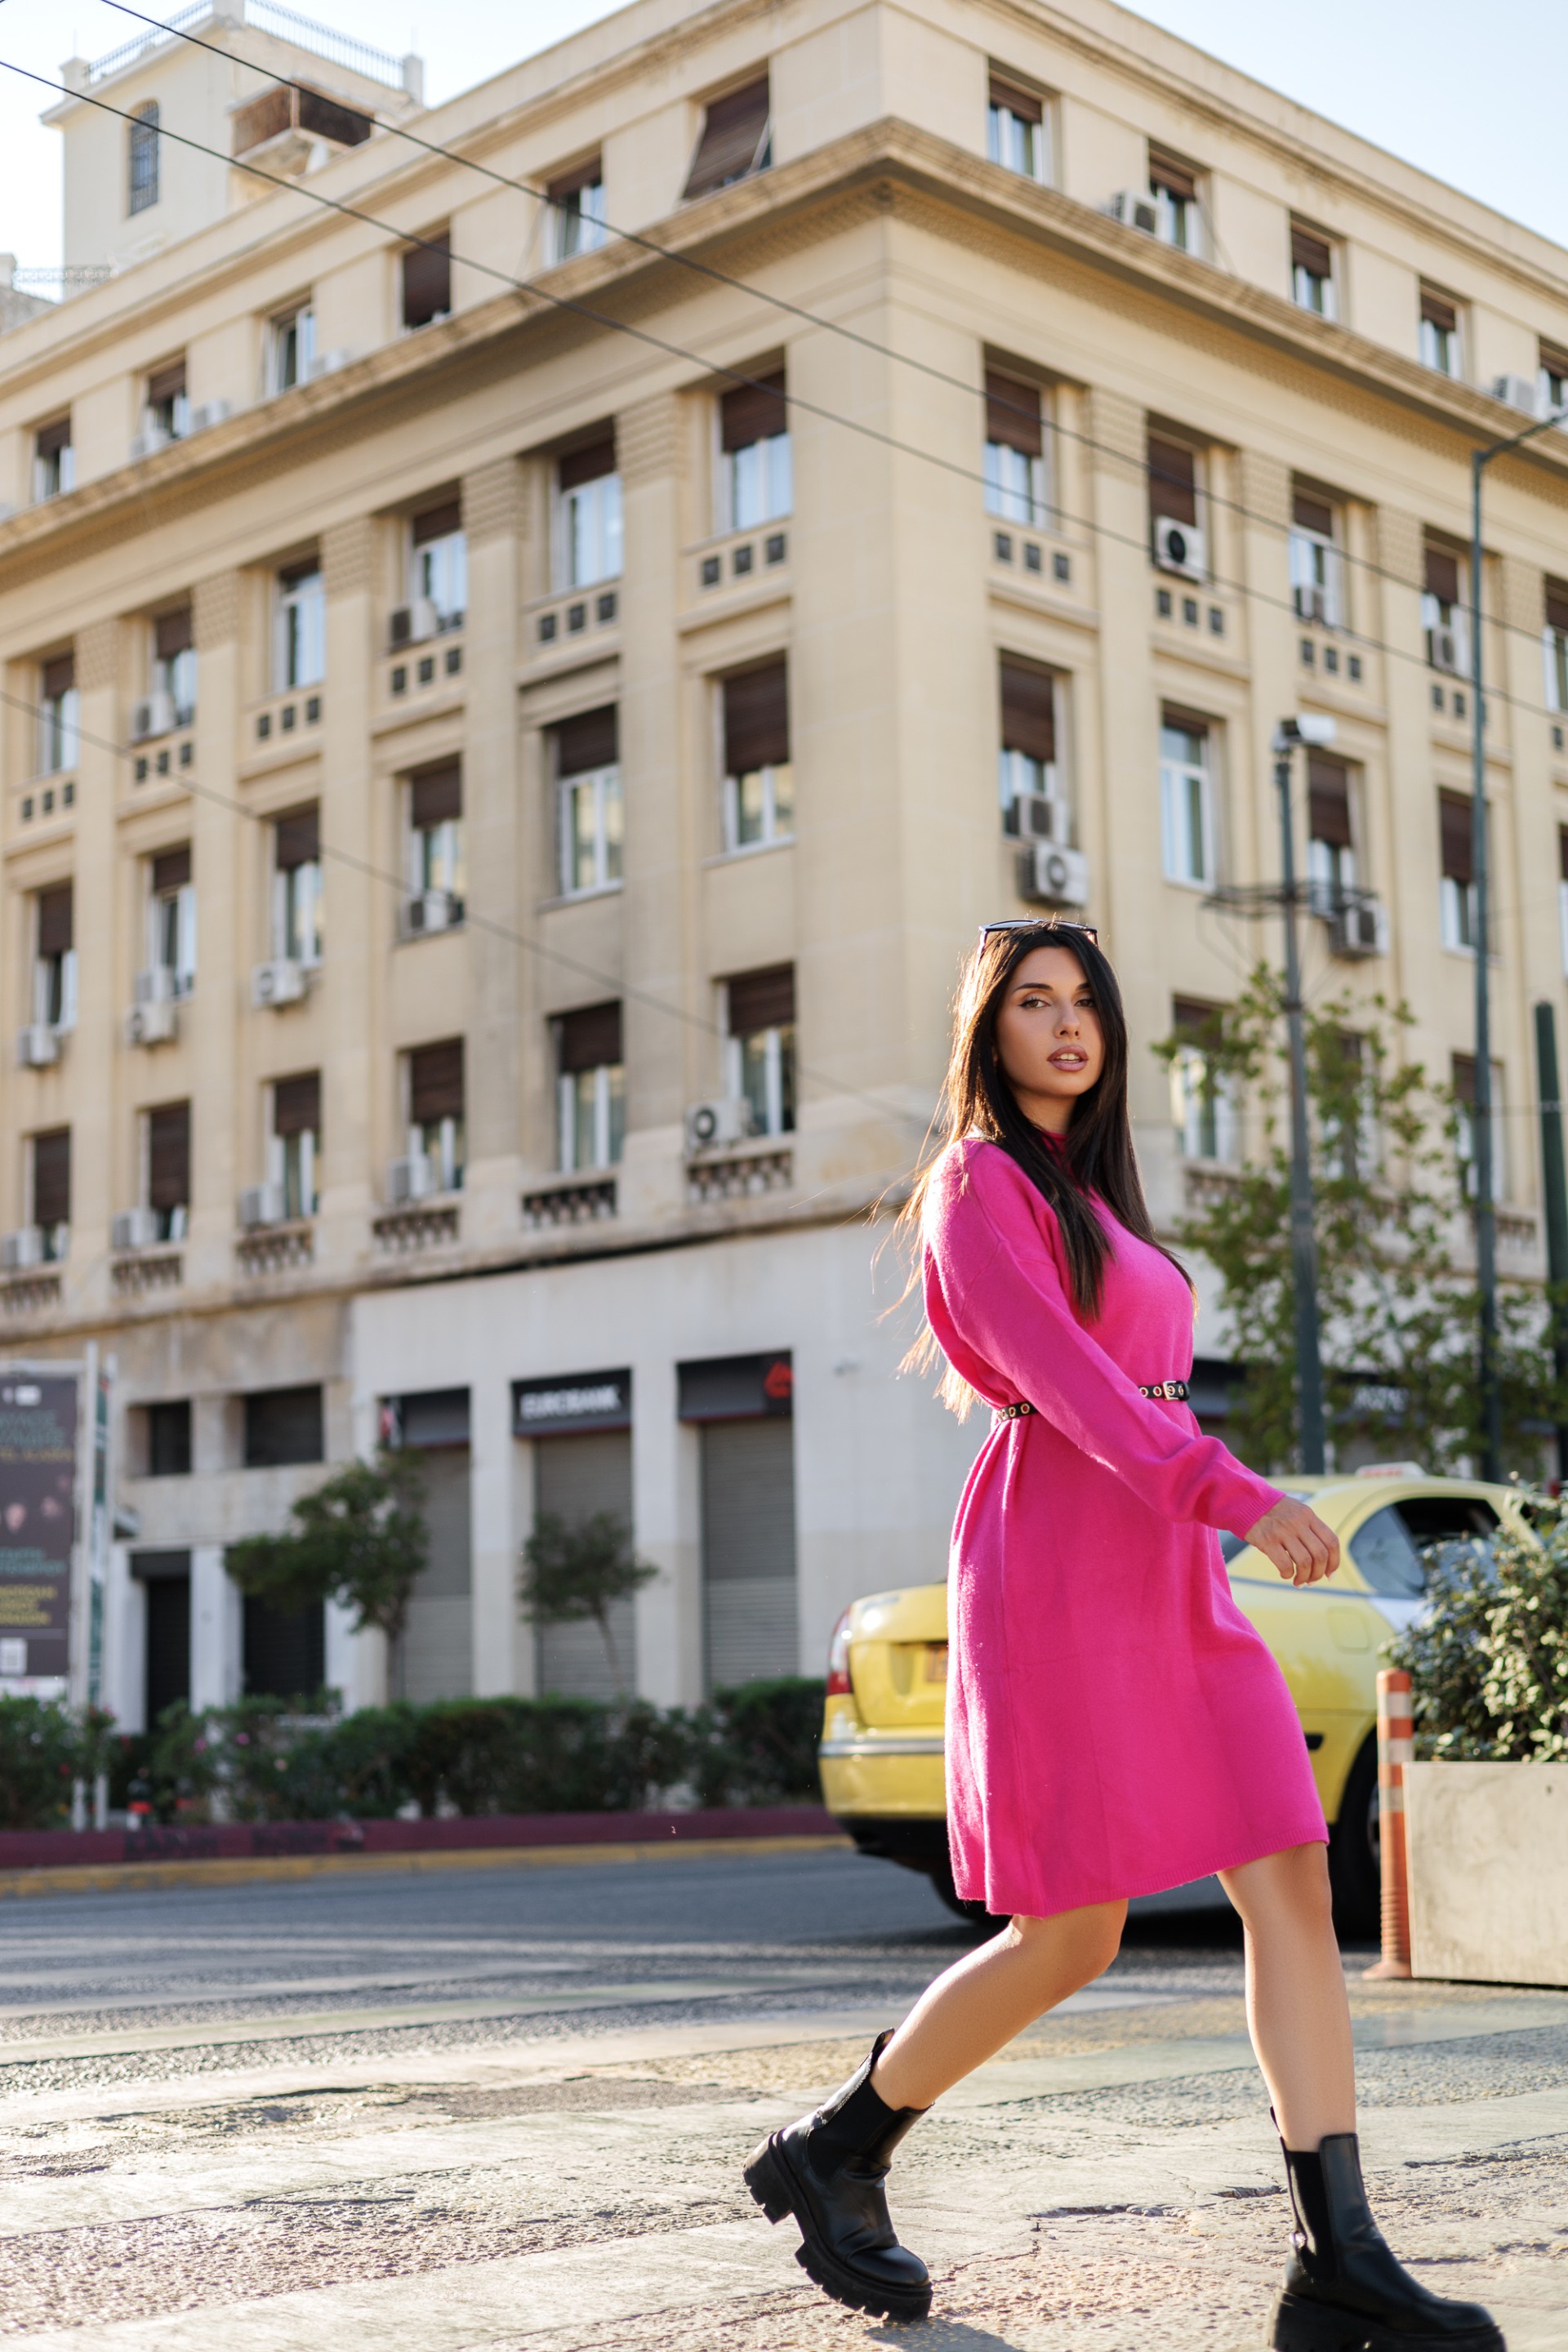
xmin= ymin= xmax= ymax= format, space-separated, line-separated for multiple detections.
xmin=728 ymin=964 xmax=794 ymax=1035
xmin=32 ymin=1129 xmax=70 ymax=1228
xmin=1559 ymin=827 xmax=1568 ymax=886
xmin=411 ymin=499 xmax=461 ymax=546
xmin=274 ymin=805 xmax=319 ymax=871
xmin=37 ymin=884 xmax=73 ymax=958
xmin=988 ymin=75 xmax=1042 ymax=123
xmin=1451 ymin=1052 xmax=1477 ymax=1107
xmin=146 ymin=358 xmax=187 ymax=407
xmin=556 ymin=1001 xmax=622 ymax=1074
xmin=147 ymin=1102 xmax=190 ymax=1212
xmin=1290 ymin=223 xmax=1332 ymax=278
xmin=547 ymin=154 xmax=602 ymax=201
xmin=719 ymin=371 xmax=786 ymax=452
xmin=683 ymin=76 xmax=770 ymax=202
xmin=1420 ymin=287 xmax=1458 ymax=334
xmin=1148 ymin=150 xmax=1197 ymax=202
xmin=409 ymin=763 xmax=461 ymax=828
xmin=1172 ymin=998 xmax=1223 ymax=1049
xmin=984 ymin=371 xmax=1042 ymax=458
xmin=1307 ymin=755 xmax=1352 ymax=849
xmin=1292 ymin=488 xmax=1335 ymax=537
xmin=273 ymin=1072 xmax=320 ymax=1138
xmin=402 ymin=231 xmax=451 ymax=327
xmin=558 ymin=437 xmax=616 ymax=491
xmin=154 ymin=607 xmax=193 ymax=662
xmin=1000 ymin=658 xmax=1055 ymax=763
xmin=41 ymin=653 xmax=74 ymax=701
xmin=1147 ymin=433 xmax=1197 ymax=524
xmin=278 ymin=558 xmax=320 ymax=592
xmin=409 ymin=1038 xmax=464 ymax=1123
xmin=35 ymin=417 xmax=70 ymax=459
xmin=152 ymin=845 xmax=192 ymax=896
xmin=1424 ymin=545 xmax=1461 ymax=605
xmin=723 ymin=661 xmax=789 ymax=773
xmin=1439 ymin=791 xmax=1473 ymax=884
xmin=1546 ymin=581 xmax=1568 ymax=635
xmin=554 ymin=705 xmax=618 ymax=777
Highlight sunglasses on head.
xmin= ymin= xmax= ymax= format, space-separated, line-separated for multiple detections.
xmin=978 ymin=918 xmax=1099 ymax=944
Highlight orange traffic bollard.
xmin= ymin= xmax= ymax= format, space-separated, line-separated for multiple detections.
xmin=1364 ymin=1668 xmax=1413 ymax=1979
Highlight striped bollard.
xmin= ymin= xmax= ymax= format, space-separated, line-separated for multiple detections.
xmin=1365 ymin=1668 xmax=1413 ymax=1979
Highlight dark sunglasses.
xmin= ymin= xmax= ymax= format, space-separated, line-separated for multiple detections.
xmin=978 ymin=918 xmax=1098 ymax=944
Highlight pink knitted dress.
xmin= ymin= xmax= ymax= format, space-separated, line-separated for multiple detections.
xmin=923 ymin=1138 xmax=1327 ymax=1918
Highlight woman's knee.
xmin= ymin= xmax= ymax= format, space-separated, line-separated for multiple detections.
xmin=1009 ymin=1898 xmax=1125 ymax=1984
xmin=1223 ymin=1842 xmax=1334 ymax=1933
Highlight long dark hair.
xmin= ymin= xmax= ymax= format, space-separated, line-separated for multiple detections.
xmin=898 ymin=921 xmax=1187 ymax=1411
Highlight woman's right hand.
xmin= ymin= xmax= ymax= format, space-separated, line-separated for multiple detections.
xmin=1243 ymin=1496 xmax=1339 ymax=1587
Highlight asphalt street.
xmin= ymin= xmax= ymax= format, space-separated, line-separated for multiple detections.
xmin=0 ymin=1847 xmax=1564 ymax=2349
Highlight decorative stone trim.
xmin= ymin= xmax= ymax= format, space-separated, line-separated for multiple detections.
xmin=1499 ymin=554 xmax=1544 ymax=636
xmin=1183 ymin=1164 xmax=1243 ymax=1212
xmin=687 ymin=1147 xmax=793 ymax=1204
xmin=194 ymin=570 xmax=242 ymax=648
xmin=619 ymin=393 xmax=685 ymax=488
xmin=76 ymin=618 xmax=118 ymax=695
xmin=521 ymin=1175 xmax=617 ymax=1229
xmin=463 ymin=457 xmax=524 ymax=544
xmin=1 ymin=1273 xmax=62 ymax=1316
xmin=234 ymin=1223 xmax=314 ymax=1276
xmin=323 ymin=515 xmax=375 ymax=599
xmin=1235 ymin=448 xmax=1290 ymax=533
xmin=1372 ymin=507 xmax=1425 ymax=592
xmin=1080 ymin=386 xmax=1144 ymax=482
xmin=372 ymin=1202 xmax=460 ymax=1253
xmin=111 ymin=1249 xmax=183 ymax=1297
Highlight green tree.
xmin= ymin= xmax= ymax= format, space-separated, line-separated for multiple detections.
xmin=1156 ymin=964 xmax=1564 ymax=1476
xmin=1390 ymin=1501 xmax=1568 ymax=1761
xmin=226 ymin=1452 xmax=428 ymax=1686
xmin=520 ymin=1512 xmax=657 ymax=1690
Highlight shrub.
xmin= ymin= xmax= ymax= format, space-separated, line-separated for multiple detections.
xmin=1390 ymin=1499 xmax=1568 ymax=1761
xmin=0 ymin=1697 xmax=79 ymax=1830
xmin=687 ymin=1677 xmax=826 ymax=1806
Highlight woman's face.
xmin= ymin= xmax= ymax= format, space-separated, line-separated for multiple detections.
xmin=992 ymin=945 xmax=1105 ymax=1135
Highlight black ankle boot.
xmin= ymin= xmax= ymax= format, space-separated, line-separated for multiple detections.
xmin=744 ymin=2030 xmax=932 ymax=2321
xmin=1274 ymin=2132 xmax=1504 ymax=2351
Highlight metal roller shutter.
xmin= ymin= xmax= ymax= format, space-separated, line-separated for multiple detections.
xmin=532 ymin=1430 xmax=636 ymax=1699
xmin=701 ymin=1417 xmax=798 ymax=1692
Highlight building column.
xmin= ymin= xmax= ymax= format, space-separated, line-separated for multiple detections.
xmin=470 ymin=1373 xmax=524 ymax=1696
xmin=631 ymin=1352 xmax=701 ymax=1706
xmin=69 ymin=617 xmax=120 ymax=1306
xmin=318 ymin=516 xmax=379 ymax=1244
xmin=191 ymin=570 xmax=243 ymax=1258
xmin=189 ymin=1543 xmax=240 ymax=1708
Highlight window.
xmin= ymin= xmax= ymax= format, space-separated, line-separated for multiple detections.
xmin=1148 ymin=149 xmax=1200 ymax=252
xmin=555 ymin=439 xmax=621 ymax=588
xmin=38 ymin=653 xmax=78 ymax=776
xmin=407 ymin=764 xmax=464 ymax=918
xmin=1290 ymin=220 xmax=1335 ymax=318
xmin=146 ymin=1400 xmax=192 ymax=1478
xmin=1452 ymin=1054 xmax=1506 ymax=1200
xmin=33 ymin=885 xmax=76 ymax=1033
xmin=128 ymin=101 xmax=159 ymax=215
xmin=1306 ymin=754 xmax=1357 ymax=912
xmin=984 ymin=372 xmax=1048 ymax=529
xmin=554 ymin=706 xmax=621 ymax=894
xmin=32 ymin=417 xmax=73 ymax=503
xmin=1438 ymin=790 xmax=1478 ymax=951
xmin=273 ymin=806 xmax=322 ymax=964
xmin=144 ymin=1102 xmax=190 ymax=1242
xmin=1419 ymin=287 xmax=1460 ymax=376
xmin=408 ymin=1040 xmax=465 ymax=1191
xmin=719 ymin=372 xmax=791 ymax=530
xmin=555 ymin=1002 xmax=625 ymax=1171
xmin=1544 ymin=581 xmax=1568 ymax=715
xmin=721 ymin=662 xmax=792 ymax=850
xmin=548 ymin=157 xmax=606 ymax=261
xmin=1160 ymin=712 xmax=1215 ymax=886
xmin=149 ymin=844 xmax=197 ymax=996
xmin=987 ymin=74 xmax=1049 ymax=183
xmin=268 ymin=302 xmax=315 ymax=394
xmin=30 ymin=1128 xmax=69 ymax=1260
xmin=1290 ymin=488 xmax=1343 ymax=627
xmin=998 ymin=658 xmax=1061 ymax=840
xmin=1147 ymin=430 xmax=1203 ymax=574
xmin=274 ymin=560 xmax=324 ymax=690
xmin=151 ymin=608 xmax=196 ymax=727
xmin=402 ymin=229 xmax=451 ymax=331
xmin=727 ymin=964 xmax=795 ymax=1137
xmin=1320 ymin=1031 xmax=1378 ymax=1182
xmin=1423 ymin=542 xmax=1468 ymax=674
xmin=1542 ymin=345 xmax=1568 ymax=421
xmin=1169 ymin=1001 xmax=1236 ymax=1164
xmin=1558 ymin=827 xmax=1568 ymax=978
xmin=243 ymin=1385 xmax=323 ymax=1468
xmin=683 ymin=75 xmax=771 ymax=202
xmin=270 ymin=1073 xmax=320 ymax=1220
xmin=144 ymin=359 xmax=189 ymax=447
xmin=409 ymin=500 xmax=466 ymax=629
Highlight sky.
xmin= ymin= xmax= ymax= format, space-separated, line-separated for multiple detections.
xmin=0 ymin=0 xmax=1563 ymax=272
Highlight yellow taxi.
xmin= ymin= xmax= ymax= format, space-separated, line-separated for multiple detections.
xmin=818 ymin=1468 xmax=1518 ymax=1931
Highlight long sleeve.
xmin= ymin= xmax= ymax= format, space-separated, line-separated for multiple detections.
xmin=924 ymin=1143 xmax=1281 ymax=1539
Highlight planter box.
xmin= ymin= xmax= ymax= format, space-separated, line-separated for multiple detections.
xmin=1405 ymin=1761 xmax=1568 ymax=1988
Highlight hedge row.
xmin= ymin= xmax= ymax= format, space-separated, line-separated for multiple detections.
xmin=0 ymin=1680 xmax=827 ymax=1830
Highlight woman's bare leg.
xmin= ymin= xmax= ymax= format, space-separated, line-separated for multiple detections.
xmin=1218 ymin=1842 xmax=1355 ymax=2149
xmin=868 ymin=1900 xmax=1126 ymax=2111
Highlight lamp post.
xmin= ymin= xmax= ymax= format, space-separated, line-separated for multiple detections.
xmin=1468 ymin=401 xmax=1568 ymax=1481
xmin=1273 ymin=713 xmax=1338 ymax=1474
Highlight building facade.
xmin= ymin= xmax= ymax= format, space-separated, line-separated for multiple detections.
xmin=5 ymin=0 xmax=1568 ymax=1730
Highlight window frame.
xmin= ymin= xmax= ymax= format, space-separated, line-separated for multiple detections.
xmin=986 ymin=73 xmax=1051 ymax=185
xmin=37 ymin=658 xmax=79 ymax=778
xmin=32 ymin=886 xmax=76 ymax=1034
xmin=274 ymin=561 xmax=325 ymax=692
xmin=1290 ymin=220 xmax=1337 ymax=319
xmin=267 ymin=301 xmax=316 ymax=395
xmin=32 ymin=418 xmax=74 ymax=504
xmin=1419 ymin=286 xmax=1462 ymax=378
xmin=983 ymin=371 xmax=1050 ymax=532
xmin=1159 ymin=713 xmax=1217 ymax=889
xmin=554 ymin=457 xmax=622 ymax=591
xmin=408 ymin=508 xmax=467 ymax=629
xmin=547 ymin=157 xmax=607 ymax=263
xmin=557 ymin=760 xmax=624 ymax=896
xmin=1289 ymin=488 xmax=1345 ymax=629
xmin=128 ymin=101 xmax=160 ymax=216
xmin=554 ymin=1005 xmax=626 ymax=1173
xmin=1147 ymin=149 xmax=1202 ymax=255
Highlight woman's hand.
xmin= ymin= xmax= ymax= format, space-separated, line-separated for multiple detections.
xmin=1243 ymin=1497 xmax=1340 ymax=1588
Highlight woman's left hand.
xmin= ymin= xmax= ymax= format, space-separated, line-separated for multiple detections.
xmin=1243 ymin=1497 xmax=1340 ymax=1588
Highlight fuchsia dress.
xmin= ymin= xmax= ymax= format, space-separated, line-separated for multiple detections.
xmin=923 ymin=1138 xmax=1327 ymax=1918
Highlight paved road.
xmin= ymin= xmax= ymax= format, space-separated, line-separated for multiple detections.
xmin=0 ymin=1849 xmax=1563 ymax=2349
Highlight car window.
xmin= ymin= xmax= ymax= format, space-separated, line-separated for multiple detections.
xmin=1348 ymin=1504 xmax=1427 ymax=1597
xmin=1396 ymin=1496 xmax=1498 ymax=1545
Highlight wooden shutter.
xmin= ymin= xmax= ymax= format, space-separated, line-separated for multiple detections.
xmin=146 ymin=358 xmax=187 ymax=406
xmin=1546 ymin=581 xmax=1568 ymax=635
xmin=1420 ymin=287 xmax=1458 ymax=335
xmin=1290 ymin=222 xmax=1332 ymax=278
xmin=37 ymin=884 xmax=73 ymax=957
xmin=547 ymin=154 xmax=602 ymax=202
xmin=719 ymin=371 xmax=786 ymax=452
xmin=412 ymin=499 xmax=461 ymax=546
xmin=401 ymin=231 xmax=451 ymax=328
xmin=278 ymin=558 xmax=319 ymax=592
xmin=1425 ymin=545 xmax=1461 ymax=605
xmin=1307 ymin=755 xmax=1352 ymax=849
xmin=556 ymin=1002 xmax=622 ymax=1074
xmin=1000 ymin=658 xmax=1055 ymax=762
xmin=154 ymin=607 xmax=193 ymax=661
xmin=1292 ymin=488 xmax=1334 ymax=537
xmin=988 ymin=74 xmax=1042 ymax=124
xmin=985 ymin=371 xmax=1041 ymax=457
xmin=554 ymin=706 xmax=617 ymax=776
xmin=152 ymin=844 xmax=191 ymax=896
xmin=683 ymin=76 xmax=770 ymax=201
xmin=728 ymin=964 xmax=794 ymax=1034
xmin=558 ymin=437 xmax=615 ymax=491
xmin=32 ymin=1129 xmax=69 ymax=1228
xmin=1439 ymin=791 xmax=1473 ymax=884
xmin=409 ymin=1039 xmax=464 ymax=1123
xmin=147 ymin=1102 xmax=190 ymax=1213
xmin=274 ymin=805 xmax=319 ymax=870
xmin=1147 ymin=433 xmax=1197 ymax=524
xmin=41 ymin=653 xmax=74 ymax=701
xmin=273 ymin=1072 xmax=320 ymax=1138
xmin=1148 ymin=150 xmax=1197 ymax=202
xmin=35 ymin=416 xmax=70 ymax=459
xmin=409 ymin=763 xmax=461 ymax=828
xmin=1451 ymin=1052 xmax=1477 ymax=1107
xmin=723 ymin=662 xmax=789 ymax=773
xmin=1558 ymin=827 xmax=1568 ymax=885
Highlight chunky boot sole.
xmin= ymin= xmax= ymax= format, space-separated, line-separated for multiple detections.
xmin=1273 ymin=2291 xmax=1506 ymax=2352
xmin=743 ymin=2134 xmax=933 ymax=2323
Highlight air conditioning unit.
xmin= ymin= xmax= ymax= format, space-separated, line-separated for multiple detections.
xmin=1019 ymin=842 xmax=1092 ymax=909
xmin=1013 ymin=795 xmax=1070 ymax=846
xmin=1154 ymin=517 xmax=1205 ymax=578
xmin=187 ymin=399 xmax=232 ymax=434
xmin=238 ymin=1182 xmax=287 ymax=1230
xmin=16 ymin=1025 xmax=60 ymax=1070
xmin=1328 ymin=897 xmax=1389 ymax=960
xmin=111 ymin=1207 xmax=161 ymax=1252
xmin=304 ymin=347 xmax=353 ymax=381
xmin=389 ymin=598 xmax=440 ymax=651
xmin=403 ymin=889 xmax=462 ymax=937
xmin=684 ymin=1098 xmax=751 ymax=1156
xmin=1107 ymin=190 xmax=1158 ymax=235
xmin=1428 ymin=624 xmax=1465 ymax=675
xmin=126 ymin=998 xmax=178 ymax=1048
xmin=251 ymin=958 xmax=308 ymax=1008
xmin=386 ymin=1153 xmax=437 ymax=1204
xmin=131 ymin=690 xmax=176 ymax=742
xmin=0 ymin=1227 xmax=44 ymax=1272
xmin=1493 ymin=373 xmax=1542 ymax=416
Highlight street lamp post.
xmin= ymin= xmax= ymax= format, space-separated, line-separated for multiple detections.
xmin=1273 ymin=714 xmax=1338 ymax=1474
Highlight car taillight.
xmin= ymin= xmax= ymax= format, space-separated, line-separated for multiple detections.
xmin=826 ymin=1607 xmax=853 ymax=1695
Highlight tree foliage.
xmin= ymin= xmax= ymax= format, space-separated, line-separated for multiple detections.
xmin=225 ymin=1451 xmax=428 ymax=1649
xmin=1389 ymin=1503 xmax=1568 ymax=1761
xmin=519 ymin=1512 xmax=658 ymax=1690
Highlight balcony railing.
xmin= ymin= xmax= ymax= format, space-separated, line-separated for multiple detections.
xmin=522 ymin=1174 xmax=617 ymax=1230
xmin=526 ymin=584 xmax=619 ymax=655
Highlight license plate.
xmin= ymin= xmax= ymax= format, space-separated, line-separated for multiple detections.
xmin=923 ymin=1645 xmax=948 ymax=1683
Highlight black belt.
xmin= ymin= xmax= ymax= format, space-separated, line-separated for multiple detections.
xmin=995 ymin=1381 xmax=1189 ymax=1424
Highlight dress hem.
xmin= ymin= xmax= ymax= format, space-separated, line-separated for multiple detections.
xmin=956 ymin=1818 xmax=1329 ymax=1922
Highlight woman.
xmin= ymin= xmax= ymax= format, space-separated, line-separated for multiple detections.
xmin=746 ymin=920 xmax=1502 ymax=2352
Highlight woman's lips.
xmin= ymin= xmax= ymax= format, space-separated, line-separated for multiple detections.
xmin=1049 ymin=1050 xmax=1087 ymax=1068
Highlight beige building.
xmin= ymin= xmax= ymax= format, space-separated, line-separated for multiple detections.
xmin=4 ymin=0 xmax=1568 ymax=1732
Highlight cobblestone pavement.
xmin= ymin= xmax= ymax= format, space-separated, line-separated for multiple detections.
xmin=0 ymin=1849 xmax=1565 ymax=2350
